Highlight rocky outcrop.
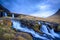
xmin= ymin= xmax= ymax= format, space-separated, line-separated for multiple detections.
xmin=20 ymin=19 xmax=44 ymax=34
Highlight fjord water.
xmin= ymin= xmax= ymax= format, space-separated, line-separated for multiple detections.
xmin=11 ymin=20 xmax=60 ymax=40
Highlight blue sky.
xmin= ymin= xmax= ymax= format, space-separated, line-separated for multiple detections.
xmin=0 ymin=0 xmax=60 ymax=18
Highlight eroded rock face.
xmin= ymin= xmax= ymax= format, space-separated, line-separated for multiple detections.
xmin=54 ymin=25 xmax=60 ymax=32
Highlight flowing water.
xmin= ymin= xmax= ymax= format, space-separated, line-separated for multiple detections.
xmin=12 ymin=14 xmax=14 ymax=18
xmin=3 ymin=12 xmax=7 ymax=17
xmin=4 ymin=13 xmax=7 ymax=17
xmin=11 ymin=19 xmax=60 ymax=40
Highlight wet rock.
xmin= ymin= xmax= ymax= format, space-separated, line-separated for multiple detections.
xmin=57 ymin=25 xmax=60 ymax=31
xmin=32 ymin=23 xmax=42 ymax=34
xmin=55 ymin=25 xmax=60 ymax=32
xmin=20 ymin=19 xmax=43 ymax=34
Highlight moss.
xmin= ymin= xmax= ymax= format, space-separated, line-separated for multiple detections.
xmin=33 ymin=24 xmax=40 ymax=30
xmin=3 ymin=19 xmax=12 ymax=27
xmin=32 ymin=23 xmax=44 ymax=34
xmin=3 ymin=33 xmax=15 ymax=40
xmin=57 ymin=25 xmax=60 ymax=31
xmin=17 ymin=32 xmax=32 ymax=40
xmin=16 ymin=36 xmax=26 ymax=40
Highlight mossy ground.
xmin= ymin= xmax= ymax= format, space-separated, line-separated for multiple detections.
xmin=0 ymin=19 xmax=32 ymax=40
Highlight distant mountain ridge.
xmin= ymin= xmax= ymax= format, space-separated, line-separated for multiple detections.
xmin=45 ymin=9 xmax=60 ymax=24
xmin=47 ymin=9 xmax=60 ymax=19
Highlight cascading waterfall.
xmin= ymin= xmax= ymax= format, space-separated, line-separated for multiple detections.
xmin=40 ymin=24 xmax=60 ymax=39
xmin=49 ymin=29 xmax=60 ymax=38
xmin=3 ymin=12 xmax=7 ymax=17
xmin=11 ymin=20 xmax=60 ymax=40
xmin=4 ymin=13 xmax=7 ymax=17
xmin=12 ymin=14 xmax=14 ymax=18
xmin=40 ymin=24 xmax=55 ymax=38
xmin=11 ymin=20 xmax=49 ymax=40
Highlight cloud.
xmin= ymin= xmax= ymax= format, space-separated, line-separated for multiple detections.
xmin=0 ymin=0 xmax=60 ymax=17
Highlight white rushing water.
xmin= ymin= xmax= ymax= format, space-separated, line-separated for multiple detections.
xmin=12 ymin=14 xmax=14 ymax=18
xmin=40 ymin=24 xmax=60 ymax=39
xmin=11 ymin=20 xmax=49 ymax=40
xmin=3 ymin=12 xmax=7 ymax=17
xmin=11 ymin=20 xmax=60 ymax=40
xmin=4 ymin=13 xmax=7 ymax=17
xmin=50 ymin=29 xmax=60 ymax=38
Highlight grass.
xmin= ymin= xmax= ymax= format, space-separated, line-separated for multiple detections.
xmin=0 ymin=19 xmax=33 ymax=40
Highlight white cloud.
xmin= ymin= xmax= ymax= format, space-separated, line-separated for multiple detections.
xmin=37 ymin=4 xmax=51 ymax=11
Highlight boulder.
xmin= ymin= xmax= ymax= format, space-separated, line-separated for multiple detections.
xmin=16 ymin=32 xmax=32 ymax=40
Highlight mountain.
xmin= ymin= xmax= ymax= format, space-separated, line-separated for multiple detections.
xmin=47 ymin=9 xmax=60 ymax=19
xmin=0 ymin=4 xmax=10 ymax=13
xmin=18 ymin=9 xmax=60 ymax=24
xmin=45 ymin=9 xmax=60 ymax=24
xmin=0 ymin=4 xmax=60 ymax=24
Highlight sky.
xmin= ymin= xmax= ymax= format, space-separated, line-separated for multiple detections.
xmin=0 ymin=0 xmax=60 ymax=18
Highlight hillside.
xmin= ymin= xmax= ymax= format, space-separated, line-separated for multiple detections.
xmin=0 ymin=4 xmax=60 ymax=24
xmin=18 ymin=9 xmax=60 ymax=24
xmin=45 ymin=9 xmax=60 ymax=24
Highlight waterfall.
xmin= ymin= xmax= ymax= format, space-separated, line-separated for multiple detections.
xmin=50 ymin=29 xmax=60 ymax=38
xmin=11 ymin=20 xmax=49 ymax=40
xmin=4 ymin=13 xmax=7 ymax=17
xmin=12 ymin=14 xmax=14 ymax=18
xmin=11 ymin=19 xmax=60 ymax=40
xmin=40 ymin=24 xmax=55 ymax=38
xmin=40 ymin=24 xmax=60 ymax=39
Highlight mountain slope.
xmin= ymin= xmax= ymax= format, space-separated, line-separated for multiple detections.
xmin=0 ymin=4 xmax=60 ymax=24
xmin=45 ymin=9 xmax=60 ymax=24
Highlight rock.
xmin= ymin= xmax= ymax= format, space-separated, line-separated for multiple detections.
xmin=0 ymin=20 xmax=3 ymax=26
xmin=32 ymin=23 xmax=43 ymax=34
xmin=55 ymin=25 xmax=60 ymax=32
xmin=3 ymin=19 xmax=12 ymax=27
xmin=16 ymin=32 xmax=33 ymax=40
xmin=20 ymin=19 xmax=43 ymax=34
xmin=16 ymin=36 xmax=26 ymax=40
xmin=3 ymin=33 xmax=15 ymax=40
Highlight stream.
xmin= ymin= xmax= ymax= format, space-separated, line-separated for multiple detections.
xmin=11 ymin=19 xmax=60 ymax=40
